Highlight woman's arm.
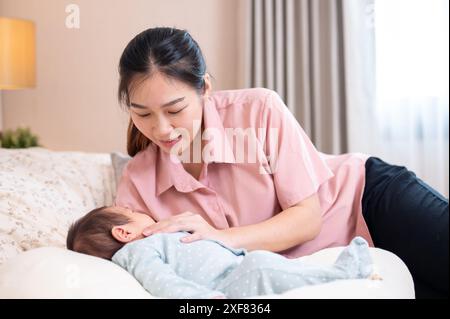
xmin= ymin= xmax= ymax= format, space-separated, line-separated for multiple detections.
xmin=142 ymin=192 xmax=322 ymax=253
xmin=222 ymin=193 xmax=322 ymax=252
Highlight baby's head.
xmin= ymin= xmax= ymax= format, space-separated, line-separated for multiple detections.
xmin=66 ymin=206 xmax=155 ymax=260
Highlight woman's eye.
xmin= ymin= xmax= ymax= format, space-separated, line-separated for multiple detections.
xmin=137 ymin=113 xmax=151 ymax=118
xmin=168 ymin=105 xmax=187 ymax=115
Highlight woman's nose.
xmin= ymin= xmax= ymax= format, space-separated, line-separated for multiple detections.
xmin=153 ymin=116 xmax=173 ymax=137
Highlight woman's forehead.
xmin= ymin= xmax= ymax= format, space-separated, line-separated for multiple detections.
xmin=130 ymin=72 xmax=192 ymax=107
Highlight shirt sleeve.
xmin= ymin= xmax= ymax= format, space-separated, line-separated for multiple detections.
xmin=112 ymin=245 xmax=226 ymax=299
xmin=262 ymin=90 xmax=334 ymax=210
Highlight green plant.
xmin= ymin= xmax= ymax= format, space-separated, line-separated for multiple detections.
xmin=0 ymin=127 xmax=40 ymax=148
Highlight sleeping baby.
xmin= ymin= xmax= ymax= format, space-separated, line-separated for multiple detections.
xmin=66 ymin=206 xmax=380 ymax=299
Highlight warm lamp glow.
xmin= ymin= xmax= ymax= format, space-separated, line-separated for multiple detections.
xmin=0 ymin=17 xmax=36 ymax=89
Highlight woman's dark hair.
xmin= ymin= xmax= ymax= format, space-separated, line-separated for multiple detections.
xmin=66 ymin=206 xmax=131 ymax=260
xmin=118 ymin=27 xmax=207 ymax=157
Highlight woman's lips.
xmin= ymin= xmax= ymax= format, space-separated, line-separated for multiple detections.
xmin=159 ymin=136 xmax=182 ymax=147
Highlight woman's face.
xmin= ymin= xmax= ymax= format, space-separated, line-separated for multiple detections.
xmin=128 ymin=72 xmax=211 ymax=155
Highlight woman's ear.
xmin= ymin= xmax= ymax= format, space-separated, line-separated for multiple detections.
xmin=111 ymin=225 xmax=136 ymax=243
xmin=203 ymin=73 xmax=212 ymax=98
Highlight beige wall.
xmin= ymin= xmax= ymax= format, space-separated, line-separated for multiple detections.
xmin=0 ymin=0 xmax=245 ymax=153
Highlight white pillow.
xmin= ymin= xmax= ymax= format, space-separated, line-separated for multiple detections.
xmin=0 ymin=247 xmax=151 ymax=299
xmin=257 ymin=247 xmax=415 ymax=299
xmin=0 ymin=245 xmax=415 ymax=299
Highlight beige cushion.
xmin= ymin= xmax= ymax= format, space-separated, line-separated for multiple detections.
xmin=110 ymin=151 xmax=132 ymax=190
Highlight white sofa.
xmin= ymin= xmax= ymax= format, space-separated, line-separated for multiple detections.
xmin=0 ymin=148 xmax=415 ymax=298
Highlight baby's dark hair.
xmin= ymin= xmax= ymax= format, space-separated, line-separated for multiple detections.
xmin=66 ymin=206 xmax=131 ymax=260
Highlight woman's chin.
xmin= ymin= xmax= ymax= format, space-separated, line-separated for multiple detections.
xmin=161 ymin=143 xmax=190 ymax=158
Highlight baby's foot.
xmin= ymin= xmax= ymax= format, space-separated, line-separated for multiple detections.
xmin=334 ymin=237 xmax=374 ymax=278
xmin=369 ymin=273 xmax=383 ymax=281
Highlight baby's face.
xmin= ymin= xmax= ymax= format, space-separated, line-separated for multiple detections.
xmin=108 ymin=206 xmax=155 ymax=241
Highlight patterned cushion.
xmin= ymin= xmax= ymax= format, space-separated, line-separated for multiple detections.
xmin=0 ymin=147 xmax=116 ymax=264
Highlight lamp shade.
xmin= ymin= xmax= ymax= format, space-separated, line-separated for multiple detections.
xmin=0 ymin=17 xmax=36 ymax=89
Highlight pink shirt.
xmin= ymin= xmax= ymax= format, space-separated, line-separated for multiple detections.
xmin=115 ymin=88 xmax=374 ymax=258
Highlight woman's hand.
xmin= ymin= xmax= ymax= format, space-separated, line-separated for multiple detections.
xmin=142 ymin=211 xmax=232 ymax=245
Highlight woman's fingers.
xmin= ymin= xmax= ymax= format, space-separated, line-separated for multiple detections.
xmin=180 ymin=232 xmax=203 ymax=243
xmin=143 ymin=224 xmax=181 ymax=236
xmin=142 ymin=222 xmax=171 ymax=236
xmin=142 ymin=214 xmax=198 ymax=236
xmin=142 ymin=212 xmax=222 ymax=244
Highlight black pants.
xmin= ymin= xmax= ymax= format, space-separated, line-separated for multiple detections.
xmin=362 ymin=157 xmax=449 ymax=299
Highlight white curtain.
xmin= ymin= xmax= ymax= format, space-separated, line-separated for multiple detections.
xmin=344 ymin=0 xmax=449 ymax=197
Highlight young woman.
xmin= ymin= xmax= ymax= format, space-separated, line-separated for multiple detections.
xmin=114 ymin=27 xmax=448 ymax=298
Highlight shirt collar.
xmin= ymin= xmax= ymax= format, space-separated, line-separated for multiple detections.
xmin=155 ymin=148 xmax=205 ymax=196
xmin=201 ymin=95 xmax=235 ymax=164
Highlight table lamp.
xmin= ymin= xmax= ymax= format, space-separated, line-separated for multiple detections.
xmin=0 ymin=17 xmax=36 ymax=132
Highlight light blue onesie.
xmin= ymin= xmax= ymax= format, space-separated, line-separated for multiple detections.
xmin=111 ymin=232 xmax=374 ymax=299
